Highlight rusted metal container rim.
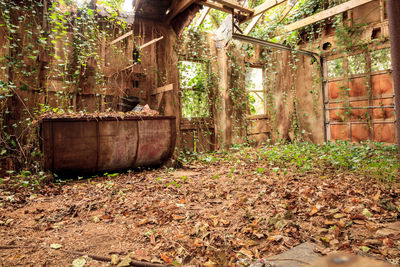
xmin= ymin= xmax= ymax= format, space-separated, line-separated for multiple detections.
xmin=40 ymin=116 xmax=176 ymax=122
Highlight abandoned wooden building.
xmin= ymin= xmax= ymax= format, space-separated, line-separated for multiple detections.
xmin=0 ymin=0 xmax=399 ymax=266
xmin=1 ymin=0 xmax=398 ymax=158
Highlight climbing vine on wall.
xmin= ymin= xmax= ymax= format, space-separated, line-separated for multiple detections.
xmin=0 ymin=0 xmax=132 ymax=182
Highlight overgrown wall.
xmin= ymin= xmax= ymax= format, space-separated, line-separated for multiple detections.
xmin=0 ymin=2 xmax=183 ymax=172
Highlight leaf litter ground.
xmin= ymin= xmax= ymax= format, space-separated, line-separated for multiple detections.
xmin=0 ymin=146 xmax=399 ymax=266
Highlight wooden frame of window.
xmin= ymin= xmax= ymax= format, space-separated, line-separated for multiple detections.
xmin=245 ymin=65 xmax=267 ymax=118
xmin=178 ymin=58 xmax=213 ymax=119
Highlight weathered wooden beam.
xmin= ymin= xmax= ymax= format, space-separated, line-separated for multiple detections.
xmin=199 ymin=0 xmax=252 ymax=19
xmin=121 ymin=37 xmax=164 ymax=71
xmin=244 ymin=13 xmax=263 ymax=34
xmin=210 ymin=0 xmax=254 ymax=13
xmin=284 ymin=0 xmax=375 ymax=32
xmin=253 ymin=0 xmax=286 ymax=17
xmin=166 ymin=0 xmax=197 ymax=24
xmin=151 ymin=84 xmax=174 ymax=95
xmin=199 ymin=1 xmax=232 ymax=13
xmin=139 ymin=36 xmax=164 ymax=50
xmin=279 ymin=0 xmax=297 ymax=22
xmin=109 ymin=30 xmax=133 ymax=46
xmin=240 ymin=0 xmax=286 ymax=23
xmin=195 ymin=6 xmax=211 ymax=27
xmin=134 ymin=0 xmax=142 ymax=11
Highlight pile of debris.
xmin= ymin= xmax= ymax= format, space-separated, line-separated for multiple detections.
xmin=36 ymin=104 xmax=159 ymax=121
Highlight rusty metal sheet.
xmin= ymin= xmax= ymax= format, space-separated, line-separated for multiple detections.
xmin=374 ymin=123 xmax=396 ymax=143
xmin=349 ymin=77 xmax=368 ymax=97
xmin=98 ymin=120 xmax=138 ymax=171
xmin=351 ymin=123 xmax=370 ymax=143
xmin=330 ymin=124 xmax=349 ymax=141
xmin=52 ymin=121 xmax=98 ymax=173
xmin=134 ymin=119 xmax=175 ymax=167
xmin=372 ymin=73 xmax=393 ymax=96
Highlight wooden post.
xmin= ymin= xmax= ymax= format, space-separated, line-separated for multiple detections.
xmin=215 ymin=46 xmax=231 ymax=149
xmin=387 ymin=0 xmax=400 ymax=153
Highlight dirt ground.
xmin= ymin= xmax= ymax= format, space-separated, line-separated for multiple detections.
xmin=0 ymin=148 xmax=399 ymax=266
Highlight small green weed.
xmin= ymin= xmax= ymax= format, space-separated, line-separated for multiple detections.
xmin=261 ymin=140 xmax=399 ymax=183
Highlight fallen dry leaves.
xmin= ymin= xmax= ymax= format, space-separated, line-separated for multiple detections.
xmin=0 ymin=147 xmax=399 ymax=266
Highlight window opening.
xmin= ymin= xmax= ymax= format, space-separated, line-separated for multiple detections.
xmin=245 ymin=67 xmax=265 ymax=116
xmin=348 ymin=54 xmax=367 ymax=75
xmin=371 ymin=48 xmax=392 ymax=72
xmin=371 ymin=27 xmax=382 ymax=39
xmin=179 ymin=61 xmax=210 ymax=119
xmin=327 ymin=58 xmax=344 ymax=79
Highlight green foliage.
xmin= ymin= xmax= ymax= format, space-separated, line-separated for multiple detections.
xmin=247 ymin=93 xmax=257 ymax=115
xmin=179 ymin=140 xmax=399 ymax=185
xmin=371 ymin=48 xmax=392 ymax=72
xmin=260 ymin=140 xmax=399 ymax=183
xmin=0 ymin=0 xmax=132 ymax=182
xmin=179 ymin=61 xmax=210 ymax=119
xmin=333 ymin=17 xmax=368 ymax=51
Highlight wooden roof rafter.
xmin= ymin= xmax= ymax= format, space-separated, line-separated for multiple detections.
xmin=244 ymin=13 xmax=263 ymax=34
xmin=279 ymin=0 xmax=298 ymax=22
xmin=243 ymin=0 xmax=287 ymax=22
xmin=283 ymin=0 xmax=375 ymax=32
xmin=165 ymin=0 xmax=198 ymax=24
xmin=133 ymin=0 xmax=143 ymax=12
xmin=198 ymin=0 xmax=254 ymax=19
xmin=242 ymin=0 xmax=288 ymax=33
xmin=207 ymin=0 xmax=254 ymax=13
xmin=195 ymin=6 xmax=211 ymax=27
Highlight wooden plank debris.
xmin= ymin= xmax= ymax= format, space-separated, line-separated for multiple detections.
xmin=151 ymin=84 xmax=174 ymax=95
xmin=152 ymin=84 xmax=174 ymax=110
xmin=109 ymin=30 xmax=133 ymax=46
xmin=140 ymin=36 xmax=164 ymax=50
xmin=284 ymin=0 xmax=375 ymax=32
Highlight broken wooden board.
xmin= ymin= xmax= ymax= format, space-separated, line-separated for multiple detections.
xmin=109 ymin=30 xmax=133 ymax=46
xmin=151 ymin=84 xmax=173 ymax=95
xmin=140 ymin=36 xmax=164 ymax=50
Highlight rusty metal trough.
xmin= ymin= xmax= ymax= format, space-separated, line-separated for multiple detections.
xmin=40 ymin=116 xmax=176 ymax=173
